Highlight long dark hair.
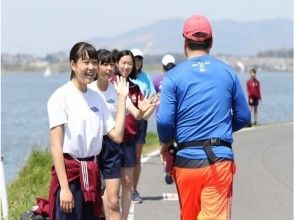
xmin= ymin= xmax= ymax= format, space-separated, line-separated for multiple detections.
xmin=69 ymin=42 xmax=97 ymax=79
xmin=114 ymin=50 xmax=137 ymax=80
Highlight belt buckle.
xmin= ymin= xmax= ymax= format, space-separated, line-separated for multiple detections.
xmin=210 ymin=138 xmax=220 ymax=146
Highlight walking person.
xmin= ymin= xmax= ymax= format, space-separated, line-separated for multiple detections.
xmin=153 ymin=54 xmax=176 ymax=184
xmin=112 ymin=49 xmax=158 ymax=220
xmin=35 ymin=42 xmax=129 ymax=220
xmin=246 ymin=68 xmax=261 ymax=125
xmin=130 ymin=48 xmax=156 ymax=203
xmin=88 ymin=49 xmax=157 ymax=220
xmin=157 ymin=15 xmax=251 ymax=220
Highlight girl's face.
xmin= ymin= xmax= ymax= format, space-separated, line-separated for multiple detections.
xmin=97 ymin=62 xmax=114 ymax=81
xmin=134 ymin=56 xmax=143 ymax=71
xmin=71 ymin=54 xmax=98 ymax=86
xmin=250 ymin=71 xmax=256 ymax=79
xmin=117 ymin=55 xmax=133 ymax=78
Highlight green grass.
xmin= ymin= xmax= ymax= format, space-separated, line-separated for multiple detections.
xmin=143 ymin=131 xmax=160 ymax=155
xmin=7 ymin=132 xmax=159 ymax=218
xmin=7 ymin=150 xmax=52 ymax=219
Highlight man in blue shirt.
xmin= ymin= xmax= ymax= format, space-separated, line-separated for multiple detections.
xmin=156 ymin=15 xmax=250 ymax=220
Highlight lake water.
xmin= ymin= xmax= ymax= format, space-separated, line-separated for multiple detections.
xmin=1 ymin=71 xmax=293 ymax=183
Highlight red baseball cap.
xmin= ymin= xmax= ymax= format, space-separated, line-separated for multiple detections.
xmin=183 ymin=15 xmax=212 ymax=42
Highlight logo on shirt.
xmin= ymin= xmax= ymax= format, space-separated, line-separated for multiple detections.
xmin=90 ymin=106 xmax=99 ymax=112
xmin=107 ymin=99 xmax=115 ymax=104
xmin=131 ymin=94 xmax=137 ymax=102
xmin=192 ymin=61 xmax=210 ymax=72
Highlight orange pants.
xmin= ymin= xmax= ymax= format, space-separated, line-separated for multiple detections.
xmin=173 ymin=161 xmax=236 ymax=220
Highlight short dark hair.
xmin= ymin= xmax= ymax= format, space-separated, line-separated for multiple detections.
xmin=111 ymin=49 xmax=120 ymax=62
xmin=69 ymin=42 xmax=96 ymax=79
xmin=250 ymin=68 xmax=256 ymax=74
xmin=163 ymin=63 xmax=176 ymax=72
xmin=97 ymin=49 xmax=115 ymax=65
xmin=185 ymin=37 xmax=212 ymax=51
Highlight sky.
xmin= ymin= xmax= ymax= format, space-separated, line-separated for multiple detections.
xmin=1 ymin=0 xmax=293 ymax=56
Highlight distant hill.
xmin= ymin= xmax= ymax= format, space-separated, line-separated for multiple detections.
xmin=88 ymin=18 xmax=293 ymax=56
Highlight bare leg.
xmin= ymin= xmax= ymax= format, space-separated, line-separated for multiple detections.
xmin=133 ymin=143 xmax=144 ymax=190
xmin=121 ymin=167 xmax=134 ymax=220
xmin=249 ymin=105 xmax=254 ymax=124
xmin=253 ymin=106 xmax=258 ymax=125
xmin=103 ymin=178 xmax=121 ymax=220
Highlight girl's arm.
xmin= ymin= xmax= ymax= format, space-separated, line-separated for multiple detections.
xmin=50 ymin=125 xmax=74 ymax=213
xmin=107 ymin=76 xmax=129 ymax=143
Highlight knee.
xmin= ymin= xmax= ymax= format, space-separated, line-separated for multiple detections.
xmin=121 ymin=178 xmax=132 ymax=190
xmin=108 ymin=197 xmax=120 ymax=211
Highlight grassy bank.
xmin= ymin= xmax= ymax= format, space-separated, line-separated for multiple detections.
xmin=8 ymin=150 xmax=52 ymax=219
xmin=7 ymin=132 xmax=159 ymax=219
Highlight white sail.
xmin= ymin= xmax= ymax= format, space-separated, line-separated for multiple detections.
xmin=236 ymin=61 xmax=245 ymax=73
xmin=44 ymin=66 xmax=51 ymax=77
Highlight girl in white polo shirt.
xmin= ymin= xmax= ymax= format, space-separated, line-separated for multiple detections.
xmin=88 ymin=49 xmax=157 ymax=220
xmin=46 ymin=42 xmax=128 ymax=220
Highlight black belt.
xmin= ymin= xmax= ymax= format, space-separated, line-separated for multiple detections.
xmin=64 ymin=153 xmax=97 ymax=161
xmin=177 ymin=138 xmax=232 ymax=164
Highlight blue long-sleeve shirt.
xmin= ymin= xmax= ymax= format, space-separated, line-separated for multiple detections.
xmin=156 ymin=55 xmax=250 ymax=160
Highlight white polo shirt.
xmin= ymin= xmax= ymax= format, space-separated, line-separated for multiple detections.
xmin=47 ymin=81 xmax=115 ymax=158
xmin=88 ymin=80 xmax=131 ymax=119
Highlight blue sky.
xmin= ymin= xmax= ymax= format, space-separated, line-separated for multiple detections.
xmin=1 ymin=0 xmax=293 ymax=56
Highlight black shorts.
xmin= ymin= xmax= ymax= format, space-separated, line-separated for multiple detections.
xmin=249 ymin=97 xmax=259 ymax=106
xmin=99 ymin=136 xmax=122 ymax=179
xmin=135 ymin=119 xmax=148 ymax=145
xmin=120 ymin=140 xmax=136 ymax=168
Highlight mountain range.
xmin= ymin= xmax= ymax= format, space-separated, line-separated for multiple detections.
xmin=88 ymin=18 xmax=293 ymax=56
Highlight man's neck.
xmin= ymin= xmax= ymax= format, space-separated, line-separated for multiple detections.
xmin=186 ymin=49 xmax=209 ymax=59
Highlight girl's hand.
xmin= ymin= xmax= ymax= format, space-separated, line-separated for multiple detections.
xmin=60 ymin=187 xmax=74 ymax=213
xmin=138 ymin=93 xmax=159 ymax=113
xmin=148 ymin=93 xmax=160 ymax=105
xmin=113 ymin=75 xmax=129 ymax=98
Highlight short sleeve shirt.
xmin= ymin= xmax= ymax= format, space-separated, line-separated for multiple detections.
xmin=88 ymin=81 xmax=131 ymax=119
xmin=47 ymin=81 xmax=115 ymax=158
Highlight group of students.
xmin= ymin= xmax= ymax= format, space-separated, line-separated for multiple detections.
xmin=29 ymin=42 xmax=177 ymax=220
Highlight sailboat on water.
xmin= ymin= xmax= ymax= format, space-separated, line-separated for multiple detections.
xmin=235 ymin=61 xmax=245 ymax=74
xmin=44 ymin=66 xmax=51 ymax=78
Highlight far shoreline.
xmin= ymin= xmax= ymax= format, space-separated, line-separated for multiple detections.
xmin=2 ymin=69 xmax=294 ymax=75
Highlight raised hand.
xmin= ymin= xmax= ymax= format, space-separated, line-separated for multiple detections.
xmin=113 ymin=75 xmax=129 ymax=98
xmin=138 ymin=93 xmax=159 ymax=113
xmin=148 ymin=93 xmax=160 ymax=105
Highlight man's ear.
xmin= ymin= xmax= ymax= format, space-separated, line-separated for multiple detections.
xmin=184 ymin=39 xmax=188 ymax=57
xmin=209 ymin=37 xmax=213 ymax=48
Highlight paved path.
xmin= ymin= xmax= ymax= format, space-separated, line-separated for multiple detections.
xmin=130 ymin=123 xmax=293 ymax=220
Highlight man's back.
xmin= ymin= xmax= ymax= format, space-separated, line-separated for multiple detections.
xmin=156 ymin=14 xmax=251 ymax=220
xmin=157 ymin=55 xmax=250 ymax=159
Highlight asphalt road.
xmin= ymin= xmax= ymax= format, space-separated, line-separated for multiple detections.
xmin=129 ymin=123 xmax=293 ymax=220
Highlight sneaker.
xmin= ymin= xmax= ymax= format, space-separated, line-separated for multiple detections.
xmin=20 ymin=210 xmax=34 ymax=220
xmin=164 ymin=174 xmax=174 ymax=184
xmin=131 ymin=190 xmax=143 ymax=204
